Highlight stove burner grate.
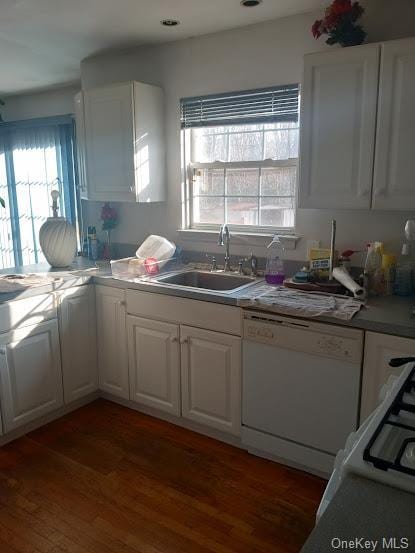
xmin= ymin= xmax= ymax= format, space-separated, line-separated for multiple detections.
xmin=363 ymin=365 xmax=415 ymax=477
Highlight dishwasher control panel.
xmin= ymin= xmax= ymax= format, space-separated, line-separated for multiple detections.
xmin=246 ymin=324 xmax=275 ymax=340
xmin=243 ymin=312 xmax=363 ymax=364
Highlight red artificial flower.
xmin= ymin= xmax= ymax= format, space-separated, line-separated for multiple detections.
xmin=329 ymin=0 xmax=352 ymax=16
xmin=312 ymin=19 xmax=323 ymax=38
xmin=311 ymin=0 xmax=365 ymax=44
xmin=323 ymin=12 xmax=341 ymax=30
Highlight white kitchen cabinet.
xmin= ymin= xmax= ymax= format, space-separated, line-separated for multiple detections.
xmin=0 ymin=293 xmax=56 ymax=334
xmin=81 ymin=81 xmax=165 ymax=203
xmin=372 ymin=37 xmax=415 ymax=210
xmin=74 ymin=91 xmax=88 ymax=200
xmin=180 ymin=326 xmax=241 ymax=436
xmin=361 ymin=331 xmax=415 ymax=422
xmin=127 ymin=315 xmax=180 ymax=415
xmin=126 ymin=290 xmax=242 ymax=336
xmin=0 ymin=319 xmax=63 ymax=433
xmin=96 ymin=285 xmax=129 ymax=399
xmin=58 ymin=285 xmax=98 ymax=404
xmin=299 ymin=44 xmax=380 ymax=209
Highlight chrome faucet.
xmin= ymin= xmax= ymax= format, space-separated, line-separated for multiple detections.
xmin=218 ymin=224 xmax=231 ymax=272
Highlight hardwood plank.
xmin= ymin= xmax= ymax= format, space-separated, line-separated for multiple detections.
xmin=0 ymin=399 xmax=325 ymax=552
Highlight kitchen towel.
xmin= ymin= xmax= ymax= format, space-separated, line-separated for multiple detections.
xmin=238 ymin=285 xmax=363 ymax=320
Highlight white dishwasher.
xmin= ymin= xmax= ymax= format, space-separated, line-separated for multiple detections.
xmin=242 ymin=310 xmax=363 ymax=476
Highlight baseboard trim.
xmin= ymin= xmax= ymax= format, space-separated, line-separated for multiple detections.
xmin=0 ymin=391 xmax=100 ymax=446
xmin=100 ymin=392 xmax=243 ymax=449
xmin=241 ymin=426 xmax=333 ymax=478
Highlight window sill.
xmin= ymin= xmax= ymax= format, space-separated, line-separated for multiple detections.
xmin=176 ymin=229 xmax=301 ymax=250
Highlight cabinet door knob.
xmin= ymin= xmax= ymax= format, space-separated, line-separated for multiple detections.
xmin=180 ymin=337 xmax=189 ymax=345
xmin=170 ymin=336 xmax=178 ymax=343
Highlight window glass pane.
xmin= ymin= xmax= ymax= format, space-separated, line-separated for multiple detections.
xmin=13 ymin=139 xmax=59 ymax=265
xmin=264 ymin=121 xmax=298 ymax=130
xmin=199 ymin=126 xmax=228 ymax=134
xmin=228 ymin=132 xmax=262 ymax=161
xmin=189 ymin=115 xmax=298 ymax=229
xmin=192 ymin=196 xmax=224 ymax=224
xmin=227 ymin=168 xmax=259 ymax=196
xmin=261 ymin=166 xmax=297 ymax=196
xmin=194 ymin=168 xmax=224 ymax=195
xmin=192 ymin=129 xmax=226 ymax=162
xmin=260 ymin=197 xmax=294 ymax=227
xmin=264 ymin=129 xmax=299 ymax=159
xmin=227 ymin=124 xmax=263 ymax=133
xmin=226 ymin=197 xmax=258 ymax=225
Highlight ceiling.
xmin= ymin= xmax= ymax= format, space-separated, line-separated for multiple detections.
xmin=1 ymin=0 xmax=325 ymax=96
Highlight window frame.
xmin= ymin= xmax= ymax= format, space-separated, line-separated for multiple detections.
xmin=182 ymin=130 xmax=298 ymax=235
xmin=0 ymin=115 xmax=79 ymax=268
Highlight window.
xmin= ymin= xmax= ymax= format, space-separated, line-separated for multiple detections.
xmin=0 ymin=116 xmax=78 ymax=269
xmin=181 ymin=85 xmax=299 ymax=233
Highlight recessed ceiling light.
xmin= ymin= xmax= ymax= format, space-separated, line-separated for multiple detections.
xmin=161 ymin=19 xmax=180 ymax=26
xmin=240 ymin=0 xmax=263 ymax=6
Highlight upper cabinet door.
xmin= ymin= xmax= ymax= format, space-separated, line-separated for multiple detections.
xmin=133 ymin=82 xmax=165 ymax=203
xmin=84 ymin=83 xmax=136 ymax=202
xmin=299 ymin=44 xmax=380 ymax=209
xmin=373 ymin=38 xmax=415 ymax=210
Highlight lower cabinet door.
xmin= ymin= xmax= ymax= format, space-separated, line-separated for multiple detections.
xmin=180 ymin=326 xmax=241 ymax=436
xmin=127 ymin=315 xmax=180 ymax=415
xmin=0 ymin=319 xmax=64 ymax=433
xmin=96 ymin=285 xmax=129 ymax=399
xmin=59 ymin=285 xmax=98 ymax=403
xmin=361 ymin=331 xmax=415 ymax=422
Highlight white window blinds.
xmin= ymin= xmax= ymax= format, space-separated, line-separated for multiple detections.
xmin=180 ymin=84 xmax=299 ymax=129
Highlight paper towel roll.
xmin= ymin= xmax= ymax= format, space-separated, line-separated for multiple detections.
xmin=332 ymin=267 xmax=366 ymax=299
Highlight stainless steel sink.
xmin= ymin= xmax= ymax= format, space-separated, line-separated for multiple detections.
xmin=156 ymin=270 xmax=257 ymax=293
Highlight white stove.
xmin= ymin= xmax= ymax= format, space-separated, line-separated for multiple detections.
xmin=344 ymin=360 xmax=415 ymax=491
xmin=317 ymin=359 xmax=415 ymax=521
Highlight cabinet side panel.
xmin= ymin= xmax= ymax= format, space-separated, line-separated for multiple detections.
xmin=133 ymin=82 xmax=165 ymax=203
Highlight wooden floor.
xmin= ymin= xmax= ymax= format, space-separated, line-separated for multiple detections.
xmin=0 ymin=399 xmax=325 ymax=553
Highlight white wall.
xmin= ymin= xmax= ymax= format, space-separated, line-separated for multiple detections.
xmin=2 ymin=84 xmax=78 ymax=121
xmin=81 ymin=0 xmax=415 ymax=261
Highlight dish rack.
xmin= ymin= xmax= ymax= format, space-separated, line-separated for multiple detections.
xmin=110 ymin=256 xmax=179 ymax=280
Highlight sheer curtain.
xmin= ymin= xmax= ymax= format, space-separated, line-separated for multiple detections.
xmin=0 ymin=117 xmax=77 ymax=268
xmin=0 ymin=136 xmax=14 ymax=268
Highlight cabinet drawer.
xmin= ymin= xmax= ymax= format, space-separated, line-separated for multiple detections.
xmin=126 ymin=290 xmax=242 ymax=336
xmin=0 ymin=294 xmax=56 ymax=334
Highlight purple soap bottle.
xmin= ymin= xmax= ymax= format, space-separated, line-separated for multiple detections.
xmin=265 ymin=236 xmax=285 ymax=285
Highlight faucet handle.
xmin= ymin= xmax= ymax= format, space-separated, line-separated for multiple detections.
xmin=249 ymin=252 xmax=258 ymax=276
xmin=205 ymin=254 xmax=218 ymax=272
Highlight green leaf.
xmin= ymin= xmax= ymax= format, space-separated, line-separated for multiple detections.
xmin=0 ymin=197 xmax=5 ymax=208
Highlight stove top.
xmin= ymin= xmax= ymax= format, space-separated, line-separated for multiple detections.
xmin=363 ymin=366 xmax=415 ymax=476
xmin=345 ymin=361 xmax=415 ymax=494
